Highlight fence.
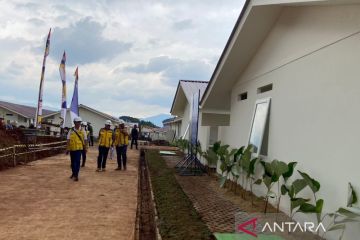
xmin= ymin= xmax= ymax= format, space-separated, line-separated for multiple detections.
xmin=0 ymin=141 xmax=67 ymax=169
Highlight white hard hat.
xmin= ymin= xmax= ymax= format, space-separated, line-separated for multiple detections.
xmin=105 ymin=120 xmax=112 ymax=125
xmin=119 ymin=119 xmax=125 ymax=124
xmin=74 ymin=117 xmax=82 ymax=122
xmin=81 ymin=121 xmax=87 ymax=125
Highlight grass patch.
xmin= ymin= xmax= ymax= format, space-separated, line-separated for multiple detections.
xmin=146 ymin=150 xmax=213 ymax=240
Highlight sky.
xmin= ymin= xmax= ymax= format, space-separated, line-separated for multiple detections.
xmin=0 ymin=0 xmax=245 ymax=118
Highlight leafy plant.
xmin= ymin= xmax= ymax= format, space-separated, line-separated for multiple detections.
xmin=174 ymin=139 xmax=190 ymax=153
xmin=277 ymin=162 xmax=297 ymax=212
xmin=324 ymin=183 xmax=360 ymax=239
xmin=281 ymin=178 xmax=309 ymax=216
xmin=295 ymin=170 xmax=324 ymax=225
xmin=219 ymin=148 xmax=238 ymax=189
xmin=260 ymin=159 xmax=289 ymax=213
xmin=237 ymin=145 xmax=262 ymax=201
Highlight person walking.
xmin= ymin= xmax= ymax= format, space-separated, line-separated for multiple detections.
xmin=81 ymin=121 xmax=89 ymax=167
xmin=97 ymin=120 xmax=113 ymax=172
xmin=66 ymin=117 xmax=87 ymax=181
xmin=114 ymin=120 xmax=129 ymax=170
xmin=131 ymin=124 xmax=139 ymax=150
xmin=87 ymin=122 xmax=94 ymax=146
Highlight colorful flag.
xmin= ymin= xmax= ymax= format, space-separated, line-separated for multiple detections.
xmin=35 ymin=28 xmax=51 ymax=127
xmin=59 ymin=51 xmax=67 ymax=128
xmin=70 ymin=67 xmax=79 ymax=123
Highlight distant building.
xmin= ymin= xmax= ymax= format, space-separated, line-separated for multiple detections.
xmin=170 ymin=80 xmax=215 ymax=150
xmin=43 ymin=104 xmax=121 ymax=137
xmin=0 ymin=100 xmax=55 ymax=127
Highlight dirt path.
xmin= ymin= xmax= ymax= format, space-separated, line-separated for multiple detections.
xmin=0 ymin=147 xmax=139 ymax=240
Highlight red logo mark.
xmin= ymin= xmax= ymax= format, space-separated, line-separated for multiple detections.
xmin=237 ymin=218 xmax=258 ymax=237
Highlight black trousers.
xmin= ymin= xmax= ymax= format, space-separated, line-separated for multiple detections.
xmin=89 ymin=136 xmax=94 ymax=146
xmin=131 ymin=138 xmax=138 ymax=149
xmin=81 ymin=150 xmax=86 ymax=166
xmin=97 ymin=146 xmax=109 ymax=169
xmin=116 ymin=145 xmax=127 ymax=169
xmin=70 ymin=150 xmax=81 ymax=178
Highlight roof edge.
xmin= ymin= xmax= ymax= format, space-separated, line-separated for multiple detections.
xmin=200 ymin=0 xmax=251 ymax=106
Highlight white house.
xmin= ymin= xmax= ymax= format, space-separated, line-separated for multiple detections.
xmin=162 ymin=117 xmax=182 ymax=139
xmin=170 ymin=80 xmax=219 ymax=153
xmin=43 ymin=104 xmax=121 ymax=137
xmin=200 ymin=0 xmax=360 ymax=239
xmin=0 ymin=100 xmax=55 ymax=127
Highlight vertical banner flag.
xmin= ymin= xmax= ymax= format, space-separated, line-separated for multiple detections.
xmin=35 ymin=28 xmax=51 ymax=127
xmin=59 ymin=51 xmax=67 ymax=128
xmin=190 ymin=90 xmax=200 ymax=146
xmin=70 ymin=67 xmax=79 ymax=123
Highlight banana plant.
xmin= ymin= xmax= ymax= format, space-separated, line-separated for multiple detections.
xmin=261 ymin=159 xmax=289 ymax=213
xmin=324 ymin=183 xmax=360 ymax=240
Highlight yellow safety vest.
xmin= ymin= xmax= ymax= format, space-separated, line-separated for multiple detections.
xmin=114 ymin=128 xmax=129 ymax=146
xmin=68 ymin=129 xmax=85 ymax=151
xmin=98 ymin=128 xmax=113 ymax=147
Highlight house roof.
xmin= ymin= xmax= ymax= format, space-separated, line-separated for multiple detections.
xmin=163 ymin=116 xmax=182 ymax=125
xmin=170 ymin=80 xmax=208 ymax=116
xmin=42 ymin=104 xmax=121 ymax=123
xmin=79 ymin=104 xmax=120 ymax=123
xmin=201 ymin=0 xmax=358 ymax=111
xmin=0 ymin=100 xmax=55 ymax=119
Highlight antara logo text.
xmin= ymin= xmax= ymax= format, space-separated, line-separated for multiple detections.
xmin=237 ymin=217 xmax=326 ymax=237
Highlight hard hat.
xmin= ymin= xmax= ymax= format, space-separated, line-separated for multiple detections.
xmin=119 ymin=119 xmax=125 ymax=124
xmin=74 ymin=117 xmax=82 ymax=122
xmin=81 ymin=121 xmax=87 ymax=125
xmin=105 ymin=120 xmax=112 ymax=125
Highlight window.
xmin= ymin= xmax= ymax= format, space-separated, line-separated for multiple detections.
xmin=6 ymin=113 xmax=13 ymax=116
xmin=238 ymin=92 xmax=248 ymax=101
xmin=257 ymin=83 xmax=273 ymax=94
xmin=248 ymin=98 xmax=271 ymax=156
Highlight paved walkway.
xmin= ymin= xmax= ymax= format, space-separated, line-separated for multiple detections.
xmin=0 ymin=147 xmax=139 ymax=240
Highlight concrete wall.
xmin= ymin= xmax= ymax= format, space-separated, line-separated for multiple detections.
xmin=217 ymin=5 xmax=360 ymax=238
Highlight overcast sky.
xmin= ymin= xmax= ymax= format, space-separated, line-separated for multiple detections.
xmin=0 ymin=0 xmax=245 ymax=118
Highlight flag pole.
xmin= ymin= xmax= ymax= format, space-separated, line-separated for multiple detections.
xmin=35 ymin=28 xmax=51 ymax=128
xmin=59 ymin=51 xmax=67 ymax=130
xmin=70 ymin=67 xmax=80 ymax=123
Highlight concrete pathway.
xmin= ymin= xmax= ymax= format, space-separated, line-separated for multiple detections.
xmin=0 ymin=147 xmax=139 ymax=240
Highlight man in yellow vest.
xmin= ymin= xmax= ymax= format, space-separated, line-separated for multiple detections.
xmin=66 ymin=117 xmax=87 ymax=181
xmin=81 ymin=121 xmax=90 ymax=167
xmin=114 ymin=120 xmax=129 ymax=170
xmin=97 ymin=120 xmax=113 ymax=172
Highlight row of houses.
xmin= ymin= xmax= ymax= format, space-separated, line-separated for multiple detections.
xmin=0 ymin=101 xmax=122 ymax=137
xmin=165 ymin=0 xmax=360 ymax=239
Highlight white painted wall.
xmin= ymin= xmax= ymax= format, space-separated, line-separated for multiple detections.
xmin=180 ymin=103 xmax=191 ymax=139
xmin=0 ymin=108 xmax=30 ymax=127
xmin=217 ymin=5 xmax=360 ymax=239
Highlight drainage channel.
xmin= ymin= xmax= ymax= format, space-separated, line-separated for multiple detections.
xmin=135 ymin=149 xmax=158 ymax=240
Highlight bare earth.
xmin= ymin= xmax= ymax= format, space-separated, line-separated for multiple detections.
xmin=0 ymin=147 xmax=139 ymax=240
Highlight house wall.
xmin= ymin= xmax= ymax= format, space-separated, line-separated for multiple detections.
xmin=44 ymin=108 xmax=117 ymax=138
xmin=217 ymin=4 xmax=360 ymax=237
xmin=180 ymin=103 xmax=191 ymax=139
xmin=0 ymin=107 xmax=30 ymax=127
